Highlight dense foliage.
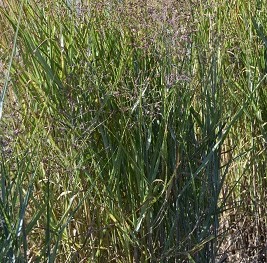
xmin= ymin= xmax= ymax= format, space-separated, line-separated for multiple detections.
xmin=0 ymin=0 xmax=266 ymax=262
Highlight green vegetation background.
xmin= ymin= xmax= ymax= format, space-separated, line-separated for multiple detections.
xmin=0 ymin=0 xmax=266 ymax=262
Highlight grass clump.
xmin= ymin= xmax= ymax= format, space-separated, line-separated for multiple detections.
xmin=0 ymin=0 xmax=267 ymax=262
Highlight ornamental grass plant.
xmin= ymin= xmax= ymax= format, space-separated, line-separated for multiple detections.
xmin=0 ymin=0 xmax=266 ymax=262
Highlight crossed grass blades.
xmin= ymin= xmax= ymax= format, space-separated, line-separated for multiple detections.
xmin=0 ymin=0 xmax=266 ymax=262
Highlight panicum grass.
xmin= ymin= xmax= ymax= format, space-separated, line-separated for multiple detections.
xmin=0 ymin=0 xmax=266 ymax=262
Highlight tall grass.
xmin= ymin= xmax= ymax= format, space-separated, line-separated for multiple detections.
xmin=0 ymin=0 xmax=266 ymax=262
